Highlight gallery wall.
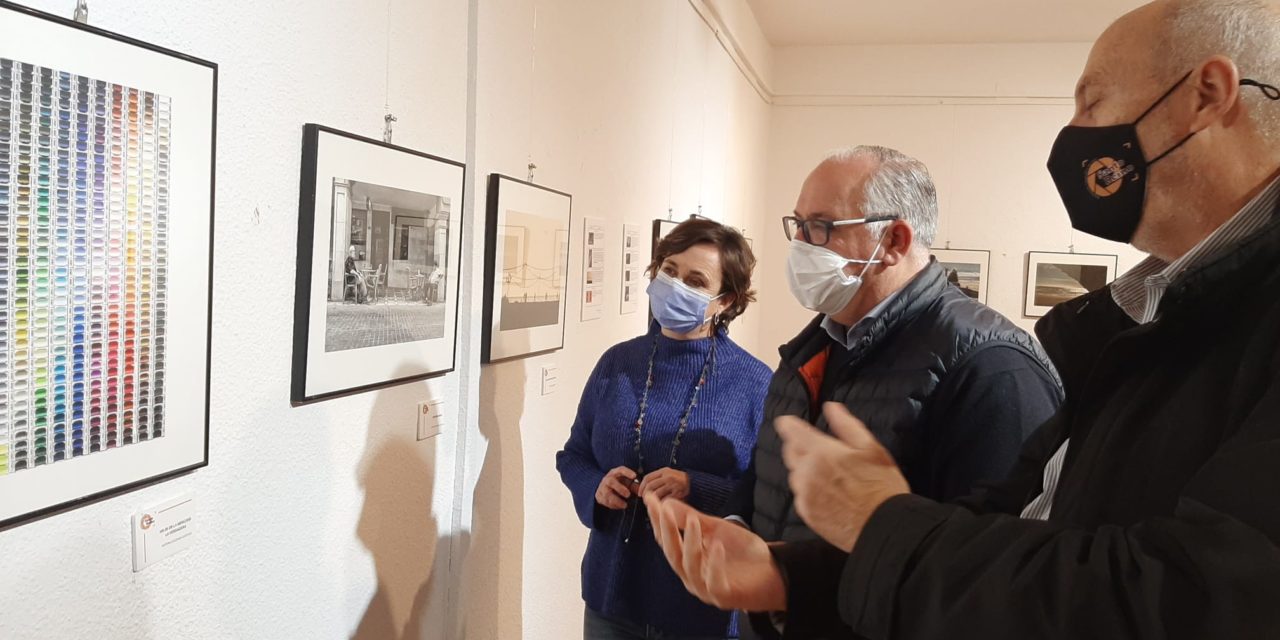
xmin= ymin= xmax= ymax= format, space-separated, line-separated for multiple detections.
xmin=0 ymin=4 xmax=1161 ymax=640
xmin=0 ymin=1 xmax=771 ymax=640
xmin=462 ymin=2 xmax=771 ymax=639
xmin=0 ymin=0 xmax=471 ymax=638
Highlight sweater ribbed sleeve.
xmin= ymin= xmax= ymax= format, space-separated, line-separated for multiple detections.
xmin=556 ymin=350 xmax=613 ymax=530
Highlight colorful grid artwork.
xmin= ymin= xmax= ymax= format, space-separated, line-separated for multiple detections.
xmin=0 ymin=58 xmax=170 ymax=476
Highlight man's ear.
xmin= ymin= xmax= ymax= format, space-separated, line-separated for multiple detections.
xmin=1190 ymin=55 xmax=1243 ymax=132
xmin=877 ymin=221 xmax=915 ymax=267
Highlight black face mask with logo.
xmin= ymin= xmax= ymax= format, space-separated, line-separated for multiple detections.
xmin=1046 ymin=72 xmax=1280 ymax=243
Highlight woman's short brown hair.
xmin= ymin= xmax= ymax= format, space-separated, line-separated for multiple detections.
xmin=646 ymin=218 xmax=757 ymax=330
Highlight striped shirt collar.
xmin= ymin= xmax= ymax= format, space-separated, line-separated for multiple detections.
xmin=1112 ymin=176 xmax=1280 ymax=323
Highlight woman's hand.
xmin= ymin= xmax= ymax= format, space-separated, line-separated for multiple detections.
xmin=596 ymin=466 xmax=638 ymax=509
xmin=639 ymin=467 xmax=690 ymax=501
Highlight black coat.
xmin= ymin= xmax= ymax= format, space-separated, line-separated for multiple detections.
xmin=731 ymin=262 xmax=1064 ymax=639
xmin=732 ymin=261 xmax=1062 ymax=537
xmin=774 ymin=203 xmax=1280 ymax=639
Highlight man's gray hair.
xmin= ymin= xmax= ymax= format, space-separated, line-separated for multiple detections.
xmin=1162 ymin=0 xmax=1280 ymax=143
xmin=824 ymin=145 xmax=938 ymax=249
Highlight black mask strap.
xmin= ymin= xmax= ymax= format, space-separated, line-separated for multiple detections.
xmin=1135 ymin=70 xmax=1195 ymax=124
xmin=1148 ymin=77 xmax=1280 ymax=166
xmin=1242 ymin=78 xmax=1280 ymax=101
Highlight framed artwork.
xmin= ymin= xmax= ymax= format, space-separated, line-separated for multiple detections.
xmin=931 ymin=248 xmax=991 ymax=304
xmin=0 ymin=2 xmax=217 ymax=528
xmin=652 ymin=219 xmax=678 ymax=258
xmin=482 ymin=174 xmax=572 ymax=363
xmin=1024 ymin=251 xmax=1118 ymax=317
xmin=292 ymin=124 xmax=464 ymax=403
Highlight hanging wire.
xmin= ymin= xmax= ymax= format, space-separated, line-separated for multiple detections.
xmin=701 ymin=26 xmax=711 ymax=215
xmin=382 ymin=0 xmax=396 ymax=142
xmin=665 ymin=12 xmax=680 ymax=218
xmin=526 ymin=2 xmax=539 ymax=179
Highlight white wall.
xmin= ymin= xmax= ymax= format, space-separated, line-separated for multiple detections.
xmin=462 ymin=2 xmax=771 ymax=640
xmin=0 ymin=0 xmax=470 ymax=639
xmin=0 ymin=1 xmax=772 ymax=640
xmin=760 ymin=44 xmax=1148 ymax=352
xmin=0 ymin=5 xmax=1153 ymax=640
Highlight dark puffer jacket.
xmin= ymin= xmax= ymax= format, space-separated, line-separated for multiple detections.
xmin=736 ymin=260 xmax=1064 ymax=544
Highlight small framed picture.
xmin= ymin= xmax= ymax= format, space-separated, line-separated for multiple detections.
xmin=931 ymin=248 xmax=991 ymax=304
xmin=652 ymin=219 xmax=679 ymax=258
xmin=1024 ymin=251 xmax=1118 ymax=317
xmin=292 ymin=125 xmax=465 ymax=403
xmin=482 ymin=175 xmax=573 ymax=363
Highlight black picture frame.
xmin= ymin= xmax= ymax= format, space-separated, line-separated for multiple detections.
xmin=652 ymin=219 xmax=679 ymax=259
xmin=292 ymin=124 xmax=465 ymax=404
xmin=482 ymin=174 xmax=573 ymax=364
xmin=1023 ymin=251 xmax=1119 ymax=318
xmin=0 ymin=0 xmax=217 ymax=529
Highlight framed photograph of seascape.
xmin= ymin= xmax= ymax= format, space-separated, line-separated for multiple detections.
xmin=1024 ymin=251 xmax=1118 ymax=317
xmin=931 ymin=248 xmax=990 ymax=304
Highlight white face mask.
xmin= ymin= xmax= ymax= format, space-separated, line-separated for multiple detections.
xmin=786 ymin=238 xmax=883 ymax=315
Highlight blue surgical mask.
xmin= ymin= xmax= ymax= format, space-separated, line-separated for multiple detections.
xmin=647 ymin=272 xmax=723 ymax=334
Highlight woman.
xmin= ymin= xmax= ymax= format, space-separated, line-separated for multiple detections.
xmin=556 ymin=219 xmax=772 ymax=640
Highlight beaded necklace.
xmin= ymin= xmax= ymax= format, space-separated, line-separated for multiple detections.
xmin=620 ymin=331 xmax=717 ymax=544
xmin=632 ymin=332 xmax=718 ymax=475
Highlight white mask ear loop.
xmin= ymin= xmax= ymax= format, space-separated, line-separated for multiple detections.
xmin=857 ymin=241 xmax=886 ymax=279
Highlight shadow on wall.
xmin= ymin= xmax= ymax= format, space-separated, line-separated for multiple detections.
xmin=353 ymin=369 xmax=465 ymax=640
xmin=461 ymin=342 xmax=529 ymax=639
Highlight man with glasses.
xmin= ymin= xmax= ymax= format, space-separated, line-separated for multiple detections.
xmin=719 ymin=146 xmax=1064 ymax=639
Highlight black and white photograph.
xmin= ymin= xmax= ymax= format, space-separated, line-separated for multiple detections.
xmin=1024 ymin=251 xmax=1118 ymax=317
xmin=293 ymin=125 xmax=465 ymax=403
xmin=324 ymin=180 xmax=452 ymax=352
xmin=483 ymin=174 xmax=573 ymax=362
xmin=931 ymin=248 xmax=991 ymax=303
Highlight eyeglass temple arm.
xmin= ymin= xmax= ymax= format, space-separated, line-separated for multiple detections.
xmin=833 ymin=214 xmax=901 ymax=225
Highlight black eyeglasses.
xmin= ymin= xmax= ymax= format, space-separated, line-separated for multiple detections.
xmin=1242 ymin=79 xmax=1280 ymax=101
xmin=782 ymin=214 xmax=899 ymax=247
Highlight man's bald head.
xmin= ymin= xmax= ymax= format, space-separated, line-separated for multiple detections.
xmin=1157 ymin=0 xmax=1280 ymax=141
xmin=1065 ymin=0 xmax=1280 ymax=259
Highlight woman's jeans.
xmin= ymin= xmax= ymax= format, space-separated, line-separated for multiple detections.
xmin=584 ymin=608 xmax=727 ymax=640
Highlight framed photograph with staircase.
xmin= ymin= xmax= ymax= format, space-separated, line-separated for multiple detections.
xmin=291 ymin=124 xmax=465 ymax=404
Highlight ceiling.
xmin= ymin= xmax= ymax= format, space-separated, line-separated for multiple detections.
xmin=744 ymin=0 xmax=1149 ymax=46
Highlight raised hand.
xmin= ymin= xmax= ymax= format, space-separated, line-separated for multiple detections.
xmin=776 ymin=402 xmax=909 ymax=552
xmin=644 ymin=492 xmax=786 ymax=612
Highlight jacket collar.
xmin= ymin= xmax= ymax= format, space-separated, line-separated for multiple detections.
xmin=1037 ymin=191 xmax=1280 ymax=393
xmin=779 ymin=260 xmax=948 ymax=368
